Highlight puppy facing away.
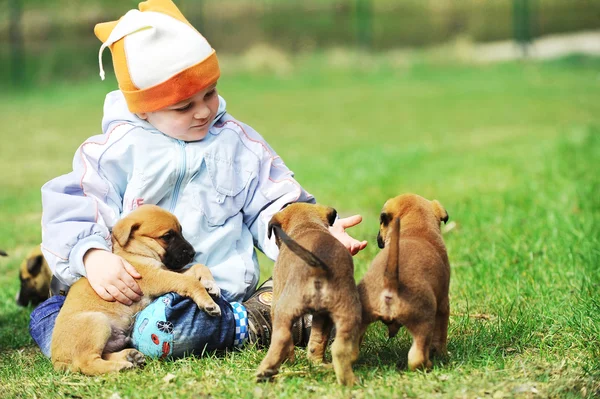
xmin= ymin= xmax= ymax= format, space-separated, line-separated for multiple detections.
xmin=51 ymin=205 xmax=221 ymax=375
xmin=256 ymin=203 xmax=362 ymax=386
xmin=16 ymin=246 xmax=52 ymax=307
xmin=358 ymin=193 xmax=450 ymax=371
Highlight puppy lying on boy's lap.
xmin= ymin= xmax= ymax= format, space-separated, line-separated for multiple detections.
xmin=256 ymin=203 xmax=361 ymax=386
xmin=51 ymin=205 xmax=220 ymax=375
xmin=358 ymin=193 xmax=450 ymax=371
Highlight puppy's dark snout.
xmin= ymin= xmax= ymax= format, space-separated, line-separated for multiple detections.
xmin=163 ymin=235 xmax=196 ymax=270
xmin=377 ymin=232 xmax=385 ymax=249
xmin=182 ymin=246 xmax=195 ymax=260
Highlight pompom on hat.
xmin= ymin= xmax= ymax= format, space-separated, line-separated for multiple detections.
xmin=95 ymin=0 xmax=220 ymax=113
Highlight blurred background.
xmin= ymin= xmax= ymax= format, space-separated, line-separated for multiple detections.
xmin=1 ymin=0 xmax=599 ymax=86
xmin=0 ymin=2 xmax=599 ymax=396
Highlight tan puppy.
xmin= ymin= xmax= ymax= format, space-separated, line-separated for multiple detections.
xmin=358 ymin=193 xmax=450 ymax=371
xmin=256 ymin=203 xmax=362 ymax=386
xmin=51 ymin=204 xmax=221 ymax=375
xmin=16 ymin=247 xmax=52 ymax=307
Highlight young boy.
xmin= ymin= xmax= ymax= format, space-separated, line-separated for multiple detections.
xmin=30 ymin=0 xmax=367 ymax=359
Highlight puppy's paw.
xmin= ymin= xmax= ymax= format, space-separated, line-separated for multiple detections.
xmin=256 ymin=368 xmax=278 ymax=383
xmin=337 ymin=372 xmax=356 ymax=386
xmin=203 ymin=303 xmax=222 ymax=317
xmin=201 ymin=279 xmax=221 ymax=298
xmin=126 ymin=350 xmax=146 ymax=368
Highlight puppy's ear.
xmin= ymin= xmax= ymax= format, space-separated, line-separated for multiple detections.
xmin=432 ymin=200 xmax=449 ymax=224
xmin=326 ymin=207 xmax=338 ymax=226
xmin=380 ymin=212 xmax=392 ymax=227
xmin=113 ymin=220 xmax=141 ymax=247
xmin=26 ymin=255 xmax=44 ymax=277
xmin=268 ymin=214 xmax=282 ymax=240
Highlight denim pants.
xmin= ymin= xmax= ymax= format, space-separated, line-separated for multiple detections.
xmin=29 ymin=293 xmax=236 ymax=359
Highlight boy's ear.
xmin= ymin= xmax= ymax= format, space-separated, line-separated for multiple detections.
xmin=326 ymin=207 xmax=338 ymax=226
xmin=431 ymin=200 xmax=449 ymax=224
xmin=136 ymin=112 xmax=148 ymax=121
xmin=113 ymin=219 xmax=141 ymax=247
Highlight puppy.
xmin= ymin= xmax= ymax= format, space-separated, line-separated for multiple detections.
xmin=256 ymin=203 xmax=362 ymax=386
xmin=51 ymin=204 xmax=221 ymax=375
xmin=358 ymin=193 xmax=450 ymax=371
xmin=16 ymin=247 xmax=52 ymax=307
xmin=0 ymin=249 xmax=6 ymax=256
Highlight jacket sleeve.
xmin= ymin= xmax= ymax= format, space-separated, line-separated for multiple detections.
xmin=41 ymin=131 xmax=129 ymax=286
xmin=239 ymin=127 xmax=315 ymax=260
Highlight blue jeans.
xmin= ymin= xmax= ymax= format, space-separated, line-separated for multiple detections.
xmin=30 ymin=293 xmax=236 ymax=359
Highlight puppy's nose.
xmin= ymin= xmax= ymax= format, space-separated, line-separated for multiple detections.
xmin=182 ymin=248 xmax=195 ymax=258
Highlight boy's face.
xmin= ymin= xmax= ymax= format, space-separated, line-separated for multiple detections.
xmin=137 ymin=83 xmax=219 ymax=142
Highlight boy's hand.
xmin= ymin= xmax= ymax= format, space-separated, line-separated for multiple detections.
xmin=329 ymin=215 xmax=368 ymax=256
xmin=83 ymin=249 xmax=143 ymax=305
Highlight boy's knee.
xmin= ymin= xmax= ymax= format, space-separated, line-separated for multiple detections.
xmin=29 ymin=295 xmax=66 ymax=357
xmin=131 ymin=293 xmax=235 ymax=359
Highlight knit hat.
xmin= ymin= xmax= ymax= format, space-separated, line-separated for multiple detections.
xmin=94 ymin=0 xmax=220 ymax=113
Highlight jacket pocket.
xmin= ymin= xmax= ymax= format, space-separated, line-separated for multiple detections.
xmin=192 ymin=152 xmax=253 ymax=227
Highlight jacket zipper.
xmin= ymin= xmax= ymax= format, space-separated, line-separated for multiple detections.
xmin=170 ymin=140 xmax=187 ymax=212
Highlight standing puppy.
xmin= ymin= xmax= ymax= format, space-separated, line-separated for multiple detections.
xmin=51 ymin=205 xmax=221 ymax=375
xmin=256 ymin=203 xmax=362 ymax=386
xmin=358 ymin=193 xmax=450 ymax=371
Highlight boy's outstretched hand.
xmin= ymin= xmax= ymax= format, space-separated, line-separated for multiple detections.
xmin=329 ymin=215 xmax=368 ymax=256
xmin=83 ymin=249 xmax=143 ymax=305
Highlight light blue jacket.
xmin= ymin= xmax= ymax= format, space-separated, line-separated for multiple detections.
xmin=41 ymin=91 xmax=314 ymax=301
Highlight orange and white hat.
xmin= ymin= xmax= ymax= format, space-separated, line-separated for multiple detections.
xmin=95 ymin=0 xmax=220 ymax=113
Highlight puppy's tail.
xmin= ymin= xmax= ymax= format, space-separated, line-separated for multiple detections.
xmin=0 ymin=249 xmax=7 ymax=257
xmin=271 ymin=225 xmax=330 ymax=273
xmin=384 ymin=217 xmax=400 ymax=287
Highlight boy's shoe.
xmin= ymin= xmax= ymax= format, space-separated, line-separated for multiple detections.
xmin=243 ymin=278 xmax=312 ymax=347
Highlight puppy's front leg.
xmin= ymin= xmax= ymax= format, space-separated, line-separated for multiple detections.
xmin=183 ymin=264 xmax=221 ymax=297
xmin=143 ymin=270 xmax=221 ymax=317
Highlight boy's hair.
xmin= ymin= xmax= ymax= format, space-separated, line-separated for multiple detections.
xmin=95 ymin=0 xmax=220 ymax=113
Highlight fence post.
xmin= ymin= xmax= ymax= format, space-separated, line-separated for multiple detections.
xmin=513 ymin=0 xmax=533 ymax=57
xmin=9 ymin=0 xmax=25 ymax=86
xmin=355 ymin=0 xmax=373 ymax=50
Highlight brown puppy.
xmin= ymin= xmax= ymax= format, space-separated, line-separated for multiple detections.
xmin=51 ymin=204 xmax=221 ymax=375
xmin=256 ymin=203 xmax=362 ymax=386
xmin=16 ymin=247 xmax=52 ymax=307
xmin=358 ymin=193 xmax=450 ymax=371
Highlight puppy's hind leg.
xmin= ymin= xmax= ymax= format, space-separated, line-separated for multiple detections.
xmin=330 ymin=312 xmax=360 ymax=386
xmin=405 ymin=320 xmax=434 ymax=371
xmin=256 ymin=311 xmax=295 ymax=382
xmin=66 ymin=313 xmax=142 ymax=375
xmin=103 ymin=349 xmax=146 ymax=368
xmin=306 ymin=313 xmax=333 ymax=365
xmin=431 ymin=298 xmax=449 ymax=358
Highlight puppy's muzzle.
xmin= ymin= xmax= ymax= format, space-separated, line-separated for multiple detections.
xmin=16 ymin=285 xmax=45 ymax=307
xmin=377 ymin=231 xmax=385 ymax=249
xmin=163 ymin=235 xmax=196 ymax=270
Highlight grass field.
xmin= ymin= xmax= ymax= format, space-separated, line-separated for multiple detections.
xmin=0 ymin=55 xmax=599 ymax=398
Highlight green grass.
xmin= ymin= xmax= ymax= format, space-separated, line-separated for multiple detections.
xmin=1 ymin=55 xmax=599 ymax=398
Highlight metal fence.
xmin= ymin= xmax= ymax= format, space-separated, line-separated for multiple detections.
xmin=1 ymin=0 xmax=599 ymax=85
